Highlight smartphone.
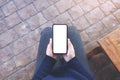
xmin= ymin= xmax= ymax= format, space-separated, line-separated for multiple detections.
xmin=52 ymin=24 xmax=68 ymax=54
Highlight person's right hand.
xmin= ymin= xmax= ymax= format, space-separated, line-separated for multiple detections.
xmin=46 ymin=38 xmax=57 ymax=59
xmin=63 ymin=39 xmax=75 ymax=62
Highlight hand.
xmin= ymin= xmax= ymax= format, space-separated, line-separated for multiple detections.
xmin=46 ymin=38 xmax=57 ymax=59
xmin=63 ymin=39 xmax=75 ymax=62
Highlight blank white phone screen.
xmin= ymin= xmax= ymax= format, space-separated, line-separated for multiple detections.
xmin=53 ymin=25 xmax=67 ymax=54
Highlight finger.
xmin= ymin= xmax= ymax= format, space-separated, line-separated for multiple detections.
xmin=68 ymin=39 xmax=73 ymax=48
xmin=47 ymin=39 xmax=51 ymax=47
xmin=47 ymin=38 xmax=51 ymax=48
xmin=50 ymin=38 xmax=52 ymax=44
xmin=68 ymin=39 xmax=71 ymax=47
xmin=49 ymin=38 xmax=52 ymax=48
xmin=67 ymin=39 xmax=74 ymax=53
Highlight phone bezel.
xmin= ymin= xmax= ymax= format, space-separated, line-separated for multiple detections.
xmin=52 ymin=24 xmax=68 ymax=54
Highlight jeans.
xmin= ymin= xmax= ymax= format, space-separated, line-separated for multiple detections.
xmin=34 ymin=26 xmax=92 ymax=74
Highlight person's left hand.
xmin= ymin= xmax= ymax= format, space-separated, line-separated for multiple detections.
xmin=63 ymin=39 xmax=75 ymax=62
xmin=46 ymin=38 xmax=57 ymax=59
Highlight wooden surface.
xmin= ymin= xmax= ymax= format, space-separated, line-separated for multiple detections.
xmin=98 ymin=27 xmax=120 ymax=72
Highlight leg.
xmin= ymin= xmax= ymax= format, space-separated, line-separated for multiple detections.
xmin=34 ymin=27 xmax=52 ymax=73
xmin=68 ymin=26 xmax=92 ymax=73
xmin=34 ymin=27 xmax=61 ymax=73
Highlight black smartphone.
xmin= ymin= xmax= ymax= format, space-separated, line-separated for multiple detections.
xmin=52 ymin=24 xmax=68 ymax=54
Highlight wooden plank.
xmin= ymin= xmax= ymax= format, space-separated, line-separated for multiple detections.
xmin=98 ymin=28 xmax=120 ymax=72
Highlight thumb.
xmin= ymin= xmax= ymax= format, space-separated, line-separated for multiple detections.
xmin=49 ymin=38 xmax=52 ymax=48
xmin=68 ymin=39 xmax=71 ymax=47
xmin=49 ymin=38 xmax=52 ymax=45
xmin=47 ymin=38 xmax=52 ymax=47
xmin=68 ymin=39 xmax=72 ymax=46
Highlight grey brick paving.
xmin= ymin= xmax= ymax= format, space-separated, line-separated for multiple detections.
xmin=18 ymin=4 xmax=37 ymax=20
xmin=0 ymin=19 xmax=7 ymax=34
xmin=13 ymin=0 xmax=26 ymax=9
xmin=0 ymin=8 xmax=5 ymax=19
xmin=5 ymin=13 xmax=21 ymax=29
xmin=2 ymin=1 xmax=17 ymax=16
xmin=33 ymin=0 xmax=50 ymax=12
xmin=0 ymin=0 xmax=120 ymax=79
xmin=42 ymin=5 xmax=59 ymax=20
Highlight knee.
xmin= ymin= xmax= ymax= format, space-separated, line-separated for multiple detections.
xmin=68 ymin=26 xmax=78 ymax=34
xmin=41 ymin=27 xmax=52 ymax=35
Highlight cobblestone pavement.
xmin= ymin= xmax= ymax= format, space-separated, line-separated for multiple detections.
xmin=0 ymin=0 xmax=120 ymax=80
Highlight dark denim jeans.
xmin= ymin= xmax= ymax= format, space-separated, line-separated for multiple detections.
xmin=34 ymin=26 xmax=92 ymax=74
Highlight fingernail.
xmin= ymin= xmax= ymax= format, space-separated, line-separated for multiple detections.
xmin=50 ymin=38 xmax=52 ymax=42
xmin=68 ymin=39 xmax=70 ymax=41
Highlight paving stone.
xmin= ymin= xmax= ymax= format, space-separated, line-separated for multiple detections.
xmin=38 ymin=13 xmax=47 ymax=25
xmin=5 ymin=13 xmax=21 ymax=29
xmin=0 ymin=46 xmax=14 ymax=64
xmin=55 ymin=0 xmax=75 ymax=13
xmin=23 ymin=28 xmax=40 ymax=47
xmin=42 ymin=5 xmax=59 ymax=20
xmin=0 ymin=0 xmax=5 ymax=7
xmin=116 ymin=24 xmax=120 ymax=28
xmin=80 ymin=0 xmax=99 ymax=13
xmin=112 ymin=0 xmax=120 ymax=8
xmin=25 ymin=62 xmax=35 ymax=79
xmin=2 ymin=1 xmax=17 ymax=16
xmin=73 ymin=0 xmax=83 ymax=4
xmin=0 ymin=29 xmax=18 ymax=48
xmin=0 ymin=19 xmax=7 ymax=34
xmin=24 ymin=43 xmax=38 ymax=61
xmin=85 ymin=7 xmax=105 ymax=25
xmin=100 ymin=1 xmax=117 ymax=15
xmin=18 ymin=4 xmax=37 ymax=20
xmin=37 ymin=13 xmax=47 ymax=25
xmin=27 ymin=13 xmax=47 ymax=30
xmin=13 ymin=0 xmax=26 ymax=9
xmin=0 ymin=72 xmax=3 ymax=80
xmin=11 ymin=38 xmax=27 ymax=55
xmin=14 ymin=22 xmax=30 ymax=37
xmin=48 ymin=0 xmax=59 ymax=4
xmin=72 ymin=16 xmax=90 ymax=31
xmin=0 ymin=59 xmax=16 ymax=79
xmin=7 ymin=68 xmax=30 ymax=80
xmin=14 ymin=52 xmax=31 ymax=69
xmin=40 ymin=21 xmax=53 ymax=31
xmin=86 ymin=22 xmax=106 ymax=40
xmin=34 ymin=0 xmax=50 ymax=11
xmin=24 ymin=0 xmax=34 ymax=4
xmin=98 ymin=0 xmax=109 ymax=4
xmin=27 ymin=15 xmax=40 ymax=30
xmin=51 ymin=0 xmax=59 ymax=3
xmin=113 ymin=9 xmax=120 ymax=22
xmin=80 ymin=31 xmax=90 ymax=45
xmin=102 ymin=14 xmax=119 ymax=30
xmin=0 ymin=8 xmax=5 ymax=19
xmin=68 ymin=5 xmax=84 ymax=20
xmin=30 ymin=28 xmax=41 ymax=43
xmin=53 ymin=12 xmax=73 ymax=25
xmin=0 ymin=0 xmax=10 ymax=7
